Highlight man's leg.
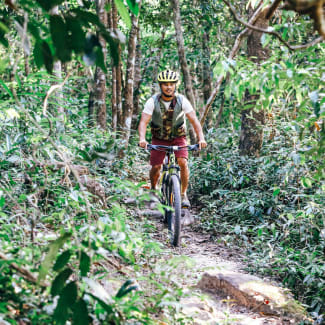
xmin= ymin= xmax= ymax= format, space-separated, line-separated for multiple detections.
xmin=177 ymin=157 xmax=190 ymax=207
xmin=177 ymin=158 xmax=189 ymax=195
xmin=150 ymin=164 xmax=162 ymax=190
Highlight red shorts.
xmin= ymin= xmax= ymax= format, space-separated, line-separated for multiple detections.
xmin=150 ymin=136 xmax=188 ymax=166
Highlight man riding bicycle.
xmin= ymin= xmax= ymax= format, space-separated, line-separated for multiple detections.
xmin=138 ymin=69 xmax=207 ymax=208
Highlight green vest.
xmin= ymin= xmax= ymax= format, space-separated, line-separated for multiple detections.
xmin=151 ymin=94 xmax=186 ymax=140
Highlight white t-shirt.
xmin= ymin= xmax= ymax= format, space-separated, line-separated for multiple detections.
xmin=143 ymin=94 xmax=194 ymax=115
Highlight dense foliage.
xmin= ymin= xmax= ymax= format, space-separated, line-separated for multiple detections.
xmin=0 ymin=0 xmax=324 ymax=323
xmin=190 ymin=126 xmax=324 ymax=320
xmin=0 ymin=73 xmax=195 ymax=324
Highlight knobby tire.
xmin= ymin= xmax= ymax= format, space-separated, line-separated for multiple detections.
xmin=168 ymin=175 xmax=181 ymax=246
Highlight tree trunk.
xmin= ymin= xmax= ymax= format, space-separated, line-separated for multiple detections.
xmin=151 ymin=32 xmax=165 ymax=95
xmin=239 ymin=7 xmax=270 ymax=156
xmin=107 ymin=0 xmax=117 ymax=132
xmin=200 ymin=3 xmax=265 ymax=127
xmin=112 ymin=1 xmax=123 ymax=129
xmin=121 ymin=1 xmax=142 ymax=145
xmin=50 ymin=6 xmax=65 ymax=131
xmin=202 ymin=27 xmax=212 ymax=129
xmin=131 ymin=26 xmax=142 ymax=130
xmin=93 ymin=0 xmax=107 ymax=130
xmin=170 ymin=0 xmax=196 ymax=144
xmin=24 ymin=52 xmax=29 ymax=76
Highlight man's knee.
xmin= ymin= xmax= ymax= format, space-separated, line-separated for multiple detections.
xmin=151 ymin=165 xmax=162 ymax=174
xmin=177 ymin=158 xmax=188 ymax=169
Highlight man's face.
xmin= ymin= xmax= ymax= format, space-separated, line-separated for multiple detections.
xmin=160 ymin=82 xmax=176 ymax=97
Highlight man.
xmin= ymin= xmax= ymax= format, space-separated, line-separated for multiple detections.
xmin=138 ymin=69 xmax=207 ymax=207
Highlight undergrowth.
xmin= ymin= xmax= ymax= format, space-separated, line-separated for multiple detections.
xmin=189 ymin=127 xmax=324 ymax=322
xmin=0 ymin=72 xmax=191 ymax=324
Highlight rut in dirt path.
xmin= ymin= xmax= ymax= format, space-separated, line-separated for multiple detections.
xmin=129 ymin=194 xmax=310 ymax=325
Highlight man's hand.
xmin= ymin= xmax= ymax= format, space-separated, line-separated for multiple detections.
xmin=198 ymin=139 xmax=207 ymax=150
xmin=138 ymin=113 xmax=151 ymax=149
xmin=139 ymin=139 xmax=148 ymax=149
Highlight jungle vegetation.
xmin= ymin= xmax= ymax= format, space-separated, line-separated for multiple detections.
xmin=0 ymin=0 xmax=324 ymax=324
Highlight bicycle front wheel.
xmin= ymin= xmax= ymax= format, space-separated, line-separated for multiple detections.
xmin=167 ymin=175 xmax=181 ymax=246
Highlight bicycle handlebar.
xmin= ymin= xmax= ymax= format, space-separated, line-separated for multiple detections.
xmin=144 ymin=144 xmax=199 ymax=152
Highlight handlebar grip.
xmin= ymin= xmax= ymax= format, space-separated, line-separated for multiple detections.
xmin=188 ymin=144 xmax=199 ymax=151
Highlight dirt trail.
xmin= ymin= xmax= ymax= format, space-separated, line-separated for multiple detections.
xmin=126 ymin=160 xmax=308 ymax=324
xmin=132 ymin=195 xmax=306 ymax=325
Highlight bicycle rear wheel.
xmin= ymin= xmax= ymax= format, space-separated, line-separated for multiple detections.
xmin=167 ymin=175 xmax=181 ymax=246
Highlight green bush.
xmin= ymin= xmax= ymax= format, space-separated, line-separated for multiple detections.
xmin=189 ymin=127 xmax=325 ymax=318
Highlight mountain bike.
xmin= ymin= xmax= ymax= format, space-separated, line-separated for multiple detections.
xmin=146 ymin=144 xmax=199 ymax=246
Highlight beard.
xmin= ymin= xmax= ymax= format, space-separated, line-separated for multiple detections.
xmin=160 ymin=86 xmax=175 ymax=99
xmin=162 ymin=91 xmax=174 ymax=98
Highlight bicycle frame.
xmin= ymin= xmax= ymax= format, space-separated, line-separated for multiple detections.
xmin=143 ymin=144 xmax=199 ymax=246
xmin=159 ymin=148 xmax=180 ymax=192
xmin=147 ymin=144 xmax=198 ymax=197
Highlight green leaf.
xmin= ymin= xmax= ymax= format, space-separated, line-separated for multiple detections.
xmin=116 ymin=279 xmax=134 ymax=298
xmin=53 ymin=281 xmax=78 ymax=325
xmin=117 ymin=285 xmax=137 ymax=298
xmin=65 ymin=16 xmax=85 ymax=53
xmin=114 ymin=0 xmax=132 ymax=29
xmin=257 ymin=228 xmax=263 ymax=237
xmin=0 ymin=22 xmax=9 ymax=47
xmin=0 ymin=197 xmax=5 ymax=208
xmin=273 ymin=188 xmax=280 ymax=197
xmin=0 ymin=21 xmax=9 ymax=34
xmin=41 ymin=41 xmax=54 ymax=73
xmin=72 ymin=9 xmax=100 ymax=27
xmin=33 ymin=41 xmax=44 ymax=69
xmin=35 ymin=0 xmax=66 ymax=11
xmin=28 ymin=21 xmax=41 ymax=40
xmin=79 ymin=251 xmax=90 ymax=277
xmin=38 ymin=232 xmax=72 ymax=282
xmin=53 ymin=250 xmax=71 ymax=271
xmin=126 ymin=0 xmax=139 ymax=16
xmin=94 ymin=46 xmax=107 ymax=73
xmin=73 ymin=299 xmax=89 ymax=325
xmin=0 ymin=79 xmax=13 ymax=98
xmin=301 ymin=177 xmax=312 ymax=188
xmin=51 ymin=268 xmax=73 ymax=296
xmin=50 ymin=15 xmax=71 ymax=62
xmin=88 ymin=293 xmax=113 ymax=314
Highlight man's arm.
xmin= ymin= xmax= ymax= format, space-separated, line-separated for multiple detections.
xmin=138 ymin=112 xmax=152 ymax=148
xmin=186 ymin=111 xmax=207 ymax=149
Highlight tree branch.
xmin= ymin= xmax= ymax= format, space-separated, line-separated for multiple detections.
xmin=43 ymin=72 xmax=71 ymax=116
xmin=200 ymin=1 xmax=265 ymax=126
xmin=266 ymin=0 xmax=282 ymax=19
xmin=222 ymin=0 xmax=324 ymax=50
xmin=0 ymin=251 xmax=48 ymax=286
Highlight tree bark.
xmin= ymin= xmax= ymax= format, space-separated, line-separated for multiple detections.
xmin=151 ymin=32 xmax=165 ymax=95
xmin=112 ymin=2 xmax=123 ymax=129
xmin=108 ymin=0 xmax=117 ymax=132
xmin=93 ymin=0 xmax=107 ymax=130
xmin=131 ymin=26 xmax=142 ymax=130
xmin=50 ymin=6 xmax=65 ymax=131
xmin=202 ymin=27 xmax=212 ymax=129
xmin=121 ymin=1 xmax=142 ymax=145
xmin=170 ymin=0 xmax=196 ymax=144
xmin=239 ymin=7 xmax=270 ymax=156
xmin=24 ymin=52 xmax=29 ymax=76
